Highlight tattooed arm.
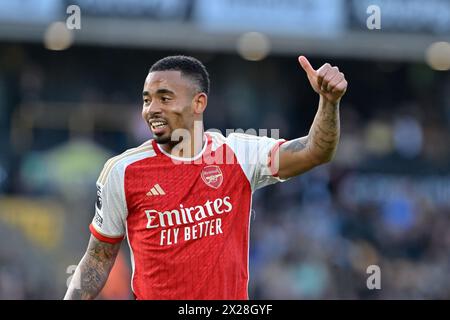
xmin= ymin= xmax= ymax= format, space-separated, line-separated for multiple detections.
xmin=277 ymin=56 xmax=347 ymax=179
xmin=64 ymin=235 xmax=121 ymax=300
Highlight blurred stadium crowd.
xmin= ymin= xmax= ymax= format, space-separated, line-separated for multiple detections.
xmin=0 ymin=44 xmax=449 ymax=299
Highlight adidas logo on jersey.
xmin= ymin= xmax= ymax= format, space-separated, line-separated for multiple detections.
xmin=146 ymin=184 xmax=166 ymax=196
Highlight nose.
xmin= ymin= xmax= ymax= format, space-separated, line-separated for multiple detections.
xmin=143 ymin=100 xmax=162 ymax=118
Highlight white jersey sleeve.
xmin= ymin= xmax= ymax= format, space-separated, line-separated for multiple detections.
xmin=226 ymin=132 xmax=289 ymax=191
xmin=90 ymin=159 xmax=127 ymax=243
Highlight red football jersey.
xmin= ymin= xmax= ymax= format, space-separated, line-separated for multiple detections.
xmin=90 ymin=132 xmax=287 ymax=299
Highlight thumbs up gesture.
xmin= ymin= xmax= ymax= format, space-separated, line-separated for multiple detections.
xmin=298 ymin=56 xmax=348 ymax=104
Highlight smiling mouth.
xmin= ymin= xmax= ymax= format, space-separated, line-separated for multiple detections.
xmin=149 ymin=120 xmax=168 ymax=132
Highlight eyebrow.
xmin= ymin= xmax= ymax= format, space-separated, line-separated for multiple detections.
xmin=142 ymin=88 xmax=175 ymax=96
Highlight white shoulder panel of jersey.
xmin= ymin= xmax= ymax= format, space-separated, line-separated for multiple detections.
xmin=92 ymin=140 xmax=156 ymax=237
xmin=207 ymin=130 xmax=227 ymax=152
xmin=98 ymin=140 xmax=155 ymax=186
xmin=224 ymin=132 xmax=287 ymax=191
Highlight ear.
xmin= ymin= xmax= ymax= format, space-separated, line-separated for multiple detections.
xmin=193 ymin=93 xmax=208 ymax=114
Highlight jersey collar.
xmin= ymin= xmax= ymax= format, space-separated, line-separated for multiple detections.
xmin=152 ymin=133 xmax=211 ymax=162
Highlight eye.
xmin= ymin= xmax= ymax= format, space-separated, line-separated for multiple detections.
xmin=161 ymin=96 xmax=171 ymax=103
xmin=143 ymin=98 xmax=150 ymax=105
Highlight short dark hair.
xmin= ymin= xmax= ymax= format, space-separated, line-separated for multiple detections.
xmin=149 ymin=55 xmax=210 ymax=95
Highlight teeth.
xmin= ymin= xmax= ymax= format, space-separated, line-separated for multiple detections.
xmin=151 ymin=121 xmax=167 ymax=129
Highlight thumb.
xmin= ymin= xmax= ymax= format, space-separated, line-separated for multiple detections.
xmin=298 ymin=55 xmax=316 ymax=77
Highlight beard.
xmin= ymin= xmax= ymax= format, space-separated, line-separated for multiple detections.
xmin=150 ymin=122 xmax=172 ymax=144
xmin=153 ymin=134 xmax=172 ymax=144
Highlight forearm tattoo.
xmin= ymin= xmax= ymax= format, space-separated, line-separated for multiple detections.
xmin=282 ymin=136 xmax=309 ymax=153
xmin=65 ymin=237 xmax=120 ymax=300
xmin=309 ymin=100 xmax=340 ymax=160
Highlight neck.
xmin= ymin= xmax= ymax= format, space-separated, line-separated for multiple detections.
xmin=160 ymin=124 xmax=205 ymax=159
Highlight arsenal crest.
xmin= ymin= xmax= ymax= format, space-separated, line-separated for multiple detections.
xmin=201 ymin=165 xmax=223 ymax=189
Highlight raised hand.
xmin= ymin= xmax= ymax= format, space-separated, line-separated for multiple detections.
xmin=298 ymin=55 xmax=347 ymax=104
